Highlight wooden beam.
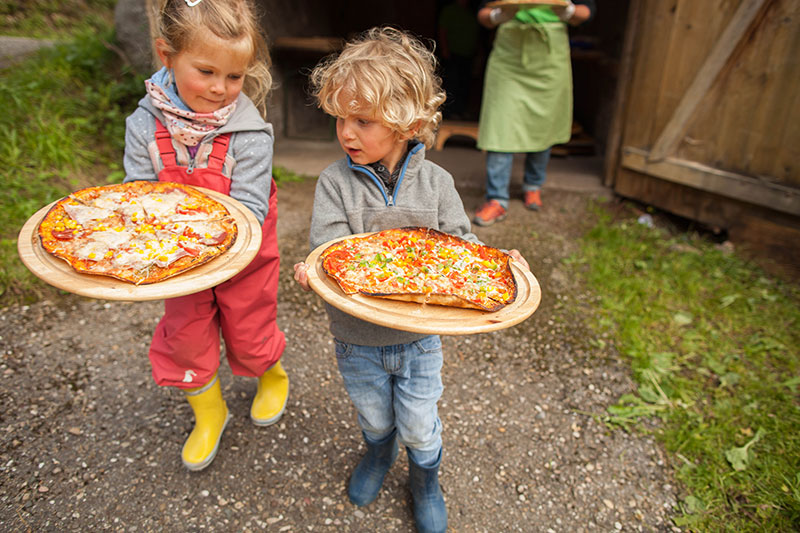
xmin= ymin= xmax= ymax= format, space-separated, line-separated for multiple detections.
xmin=273 ymin=36 xmax=343 ymax=53
xmin=622 ymin=146 xmax=800 ymax=216
xmin=647 ymin=0 xmax=769 ymax=162
xmin=602 ymin=0 xmax=642 ymax=187
xmin=434 ymin=121 xmax=480 ymax=151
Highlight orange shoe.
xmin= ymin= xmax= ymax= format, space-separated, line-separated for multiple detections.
xmin=473 ymin=200 xmax=507 ymax=226
xmin=524 ymin=190 xmax=542 ymax=211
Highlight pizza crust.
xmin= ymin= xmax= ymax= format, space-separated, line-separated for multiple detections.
xmin=366 ymin=292 xmax=506 ymax=312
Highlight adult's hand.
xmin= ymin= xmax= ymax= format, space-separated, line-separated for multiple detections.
xmin=553 ymin=1 xmax=593 ymax=26
xmin=551 ymin=0 xmax=576 ymax=22
xmin=478 ymin=6 xmax=519 ymax=28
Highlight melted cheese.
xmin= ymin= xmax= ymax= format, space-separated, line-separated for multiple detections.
xmin=63 ymin=203 xmax=114 ymax=227
xmin=118 ymin=200 xmax=147 ymax=223
xmin=111 ymin=249 xmax=151 ymax=271
xmin=167 ymin=213 xmax=208 ymax=222
xmin=182 ymin=221 xmax=227 ymax=244
xmin=139 ymin=190 xmax=188 ymax=219
xmin=92 ymin=191 xmax=126 ymax=210
xmin=75 ymin=240 xmax=110 ymax=261
xmin=89 ymin=228 xmax=133 ymax=249
xmin=111 ymin=236 xmax=189 ymax=270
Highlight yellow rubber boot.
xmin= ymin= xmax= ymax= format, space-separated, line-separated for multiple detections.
xmin=250 ymin=360 xmax=289 ymax=426
xmin=182 ymin=373 xmax=231 ymax=471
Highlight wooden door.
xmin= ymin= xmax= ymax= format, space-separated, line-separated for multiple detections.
xmin=604 ymin=0 xmax=800 ymax=268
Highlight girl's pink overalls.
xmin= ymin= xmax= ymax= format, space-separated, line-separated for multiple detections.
xmin=148 ymin=120 xmax=285 ymax=388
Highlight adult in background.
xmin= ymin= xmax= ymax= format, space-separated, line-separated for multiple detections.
xmin=473 ymin=0 xmax=595 ymax=226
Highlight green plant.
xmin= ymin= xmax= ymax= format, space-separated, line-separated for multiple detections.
xmin=1 ymin=0 xmax=117 ymax=39
xmin=0 ymin=28 xmax=144 ymax=304
xmin=273 ymin=165 xmax=307 ymax=184
xmin=575 ymin=205 xmax=800 ymax=531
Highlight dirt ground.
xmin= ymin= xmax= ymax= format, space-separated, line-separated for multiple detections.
xmin=0 ymin=144 xmax=680 ymax=532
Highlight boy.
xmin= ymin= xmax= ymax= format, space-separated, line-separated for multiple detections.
xmin=294 ymin=26 xmax=528 ymax=533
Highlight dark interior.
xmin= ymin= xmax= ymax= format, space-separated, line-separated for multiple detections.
xmin=260 ymin=0 xmax=630 ymax=157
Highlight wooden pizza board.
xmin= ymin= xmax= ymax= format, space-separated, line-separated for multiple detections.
xmin=305 ymin=234 xmax=542 ymax=335
xmin=486 ymin=0 xmax=568 ymax=7
xmin=17 ymin=186 xmax=262 ymax=302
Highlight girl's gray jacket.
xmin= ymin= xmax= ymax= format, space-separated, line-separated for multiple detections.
xmin=122 ymin=93 xmax=274 ymax=225
xmin=310 ymin=141 xmax=479 ymax=346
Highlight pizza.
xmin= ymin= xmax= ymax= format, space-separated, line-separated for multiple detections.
xmin=320 ymin=227 xmax=517 ymax=312
xmin=37 ymin=181 xmax=237 ymax=285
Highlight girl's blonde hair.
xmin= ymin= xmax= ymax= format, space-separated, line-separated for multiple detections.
xmin=149 ymin=0 xmax=272 ymax=117
xmin=309 ymin=26 xmax=446 ymax=148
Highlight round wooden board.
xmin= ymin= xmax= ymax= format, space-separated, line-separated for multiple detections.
xmin=305 ymin=233 xmax=542 ymax=335
xmin=17 ymin=186 xmax=262 ymax=301
xmin=486 ymin=0 xmax=568 ymax=7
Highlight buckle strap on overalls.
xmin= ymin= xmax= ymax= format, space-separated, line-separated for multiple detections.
xmin=155 ymin=119 xmax=230 ymax=171
xmin=154 ymin=119 xmax=177 ymax=167
xmin=207 ymin=134 xmax=230 ymax=171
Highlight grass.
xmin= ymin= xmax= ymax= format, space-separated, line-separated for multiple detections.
xmin=572 ymin=203 xmax=800 ymax=531
xmin=1 ymin=0 xmax=116 ymax=39
xmin=0 ymin=26 xmax=145 ymax=303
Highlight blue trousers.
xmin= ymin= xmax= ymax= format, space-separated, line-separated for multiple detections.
xmin=335 ymin=335 xmax=443 ymax=467
xmin=485 ymin=149 xmax=551 ymax=208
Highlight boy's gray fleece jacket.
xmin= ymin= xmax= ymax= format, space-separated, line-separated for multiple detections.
xmin=310 ymin=142 xmax=479 ymax=346
xmin=122 ymin=93 xmax=274 ymax=225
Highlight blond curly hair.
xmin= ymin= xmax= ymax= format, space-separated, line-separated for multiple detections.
xmin=309 ymin=26 xmax=446 ymax=148
xmin=148 ymin=0 xmax=272 ymax=117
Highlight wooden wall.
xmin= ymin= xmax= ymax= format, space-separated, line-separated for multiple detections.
xmin=606 ymin=0 xmax=800 ymax=274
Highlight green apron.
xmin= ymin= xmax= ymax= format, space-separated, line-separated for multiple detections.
xmin=477 ymin=19 xmax=572 ymax=153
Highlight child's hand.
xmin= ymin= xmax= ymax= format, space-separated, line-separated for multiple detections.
xmin=293 ymin=262 xmax=312 ymax=291
xmin=508 ymin=249 xmax=530 ymax=271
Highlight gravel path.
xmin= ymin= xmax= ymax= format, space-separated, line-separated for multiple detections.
xmin=0 ymin=150 xmax=680 ymax=532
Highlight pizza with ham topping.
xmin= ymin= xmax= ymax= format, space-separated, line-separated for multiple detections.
xmin=37 ymin=181 xmax=237 ymax=284
xmin=320 ymin=227 xmax=517 ymax=312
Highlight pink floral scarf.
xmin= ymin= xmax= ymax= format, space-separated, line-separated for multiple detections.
xmin=145 ymin=69 xmax=236 ymax=146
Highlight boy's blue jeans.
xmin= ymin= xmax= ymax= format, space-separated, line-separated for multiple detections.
xmin=335 ymin=335 xmax=443 ymax=468
xmin=485 ymin=149 xmax=551 ymax=208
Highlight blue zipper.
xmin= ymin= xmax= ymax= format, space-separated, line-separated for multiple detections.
xmin=348 ymin=160 xmax=389 ymax=204
xmin=346 ymin=143 xmax=423 ymax=206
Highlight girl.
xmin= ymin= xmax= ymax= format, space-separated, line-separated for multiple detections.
xmin=293 ymin=27 xmax=529 ymax=533
xmin=122 ymin=0 xmax=287 ymax=471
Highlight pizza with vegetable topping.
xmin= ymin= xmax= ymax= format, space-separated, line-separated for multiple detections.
xmin=37 ymin=181 xmax=237 ymax=285
xmin=320 ymin=227 xmax=517 ymax=312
